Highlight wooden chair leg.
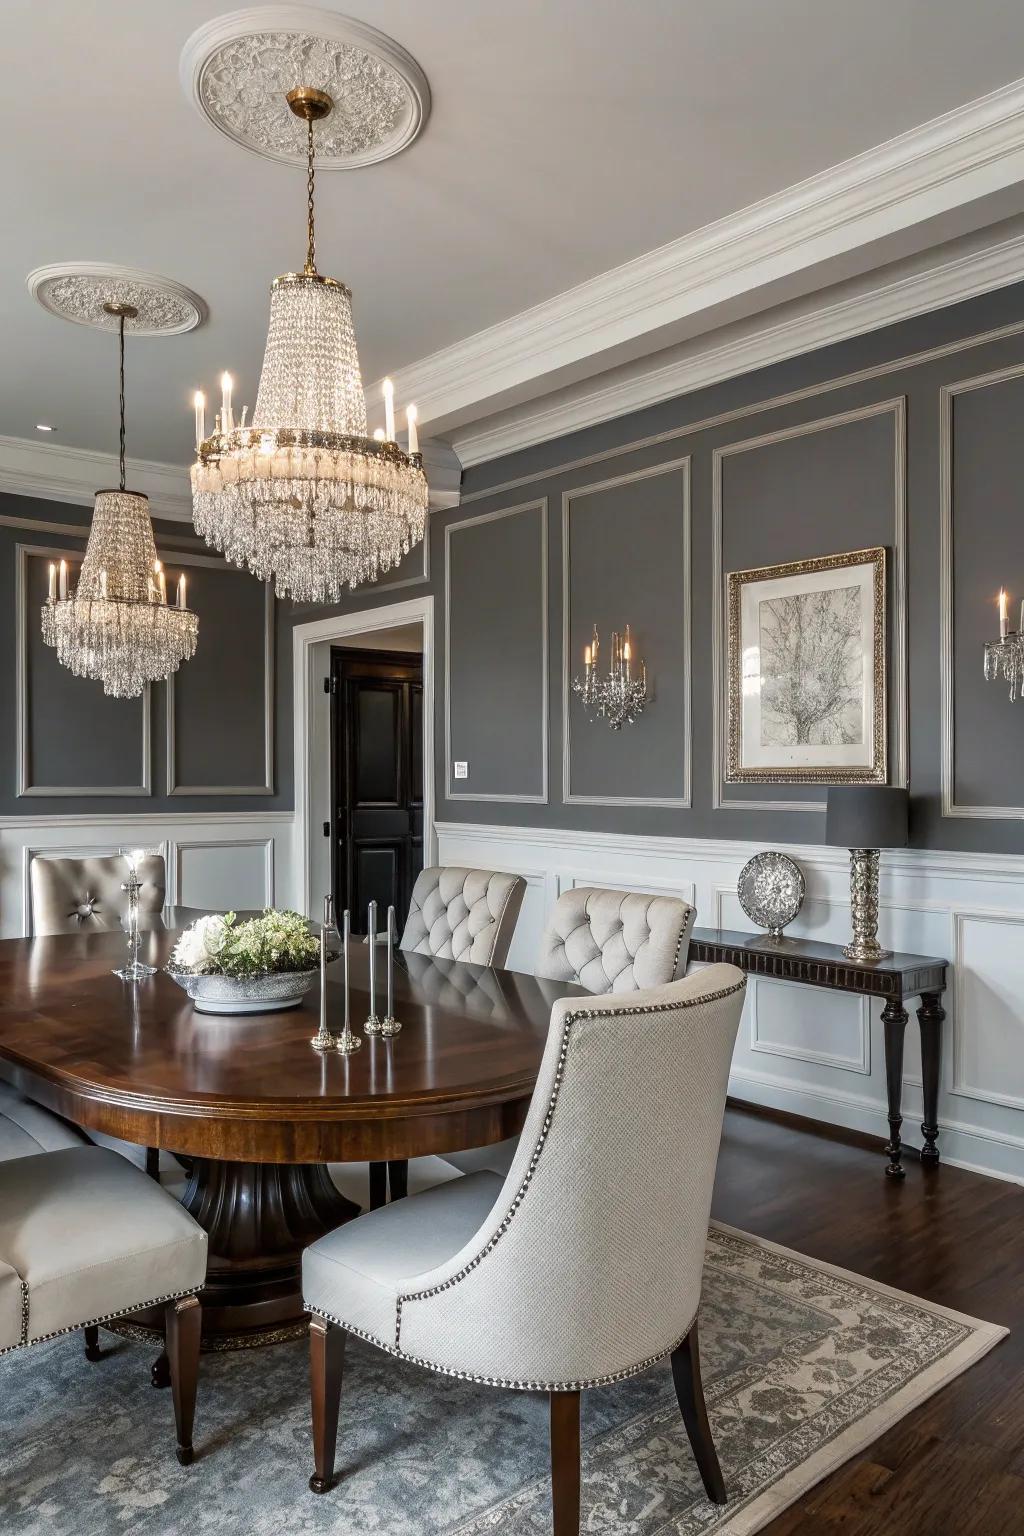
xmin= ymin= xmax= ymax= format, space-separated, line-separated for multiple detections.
xmin=165 ymin=1295 xmax=201 ymax=1466
xmin=368 ymin=1161 xmax=388 ymax=1210
xmin=309 ymin=1316 xmax=346 ymax=1494
xmin=83 ymin=1324 xmax=102 ymax=1362
xmin=145 ymin=1147 xmax=160 ymax=1181
xmin=671 ymin=1320 xmax=727 ymax=1505
xmin=549 ymin=1390 xmax=581 ymax=1536
xmin=387 ymin=1158 xmax=409 ymax=1201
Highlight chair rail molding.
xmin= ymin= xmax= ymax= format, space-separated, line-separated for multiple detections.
xmin=939 ymin=360 xmax=1024 ymax=820
xmin=561 ymin=458 xmax=691 ymax=809
xmin=291 ymin=594 xmax=436 ymax=920
xmin=435 ymin=818 xmax=1024 ymax=1186
xmin=710 ymin=397 xmax=908 ymax=815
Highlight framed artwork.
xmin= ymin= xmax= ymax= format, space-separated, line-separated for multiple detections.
xmin=726 ymin=546 xmax=887 ymax=784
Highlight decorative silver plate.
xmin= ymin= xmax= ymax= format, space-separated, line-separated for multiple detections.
xmin=166 ymin=968 xmax=319 ymax=1016
xmin=736 ymin=852 xmax=805 ymax=941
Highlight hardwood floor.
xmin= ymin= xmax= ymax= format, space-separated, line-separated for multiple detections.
xmin=713 ymin=1103 xmax=1024 ymax=1536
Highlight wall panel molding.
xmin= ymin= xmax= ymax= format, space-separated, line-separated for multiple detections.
xmin=560 ymin=458 xmax=691 ymax=808
xmin=951 ymin=907 xmax=1024 ymax=1111
xmin=940 ymin=360 xmax=1024 ymax=820
xmin=711 ymin=397 xmax=907 ymax=814
xmin=444 ymin=499 xmax=549 ymax=804
xmin=15 ymin=543 xmax=152 ymax=798
xmin=166 ymin=577 xmax=275 ymax=796
xmin=170 ymin=836 xmax=275 ymax=909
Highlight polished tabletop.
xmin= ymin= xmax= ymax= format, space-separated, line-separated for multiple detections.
xmin=0 ymin=925 xmax=583 ymax=1164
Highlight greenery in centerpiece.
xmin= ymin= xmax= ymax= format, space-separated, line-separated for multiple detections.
xmin=170 ymin=909 xmax=320 ymax=979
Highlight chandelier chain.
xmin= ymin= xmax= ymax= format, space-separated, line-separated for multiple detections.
xmin=118 ymin=313 xmax=126 ymax=492
xmin=305 ymin=115 xmax=316 ymax=276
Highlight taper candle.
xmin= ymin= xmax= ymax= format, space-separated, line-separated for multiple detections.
xmin=177 ymin=573 xmax=186 ymax=609
xmin=221 ymin=372 xmax=233 ymax=433
xmin=999 ymin=588 xmax=1008 ymax=640
xmin=383 ymin=377 xmax=395 ymax=442
xmin=48 ymin=563 xmax=56 ymax=603
xmin=343 ymin=909 xmax=351 ymax=1031
xmin=387 ymin=904 xmax=395 ymax=1020
xmin=406 ymin=404 xmax=419 ymax=455
xmin=193 ymin=390 xmax=205 ymax=450
xmin=59 ymin=559 xmax=68 ymax=600
xmin=368 ymin=899 xmax=377 ymax=1019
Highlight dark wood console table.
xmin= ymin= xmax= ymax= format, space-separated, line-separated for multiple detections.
xmin=690 ymin=928 xmax=948 ymax=1178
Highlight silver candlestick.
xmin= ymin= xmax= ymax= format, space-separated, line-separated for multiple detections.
xmin=380 ymin=904 xmax=402 ymax=1037
xmin=363 ymin=899 xmax=383 ymax=1035
xmin=114 ymin=850 xmax=157 ymax=980
xmin=310 ymin=894 xmax=337 ymax=1051
xmin=335 ymin=909 xmax=362 ymax=1055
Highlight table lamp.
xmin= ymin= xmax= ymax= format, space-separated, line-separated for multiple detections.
xmin=825 ymin=787 xmax=909 ymax=962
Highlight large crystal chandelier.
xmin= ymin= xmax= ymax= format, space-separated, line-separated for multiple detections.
xmin=190 ymin=86 xmax=428 ymax=601
xmin=42 ymin=306 xmax=198 ymax=698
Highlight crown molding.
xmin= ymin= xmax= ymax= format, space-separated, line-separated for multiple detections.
xmin=370 ymin=76 xmax=1024 ymax=445
xmin=0 ymin=436 xmax=193 ymax=520
xmin=451 ymin=226 xmax=1024 ymax=467
xmin=0 ymin=434 xmax=461 ymax=520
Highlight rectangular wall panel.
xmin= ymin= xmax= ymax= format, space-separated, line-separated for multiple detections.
xmin=954 ymin=911 xmax=1024 ymax=1110
xmin=167 ymin=569 xmax=273 ymax=794
xmin=18 ymin=546 xmax=149 ymax=796
xmin=562 ymin=460 xmax=690 ymax=806
xmin=175 ymin=839 xmax=273 ymax=911
xmin=445 ymin=501 xmax=548 ymax=802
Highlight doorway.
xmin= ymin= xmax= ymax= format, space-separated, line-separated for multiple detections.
xmin=329 ymin=640 xmax=424 ymax=935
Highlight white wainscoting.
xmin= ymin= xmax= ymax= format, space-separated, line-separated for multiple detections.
xmin=0 ymin=812 xmax=294 ymax=938
xmin=435 ymin=819 xmax=1024 ymax=1185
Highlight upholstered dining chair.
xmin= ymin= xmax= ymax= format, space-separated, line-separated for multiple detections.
xmin=444 ymin=885 xmax=696 ymax=1178
xmin=0 ymin=1081 xmax=89 ymax=1162
xmin=369 ymin=865 xmax=527 ymax=1209
xmin=0 ymin=1145 xmax=208 ymax=1466
xmin=400 ymin=866 xmax=527 ymax=966
xmin=29 ymin=852 xmax=166 ymax=936
xmin=302 ymin=964 xmax=746 ymax=1528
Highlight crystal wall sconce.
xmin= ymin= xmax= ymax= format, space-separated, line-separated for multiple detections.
xmin=572 ymin=624 xmax=648 ymax=729
xmin=983 ymin=588 xmax=1024 ymax=701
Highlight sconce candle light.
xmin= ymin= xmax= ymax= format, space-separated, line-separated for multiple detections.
xmin=984 ymin=587 xmax=1024 ymax=700
xmin=572 ymin=623 xmax=648 ymax=729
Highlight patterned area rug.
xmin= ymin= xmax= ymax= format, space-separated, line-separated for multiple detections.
xmin=0 ymin=1223 xmax=1005 ymax=1536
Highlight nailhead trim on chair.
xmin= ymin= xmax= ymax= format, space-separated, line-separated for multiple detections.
xmin=0 ymin=1282 xmax=200 ymax=1357
xmin=304 ymin=975 xmax=744 ymax=1391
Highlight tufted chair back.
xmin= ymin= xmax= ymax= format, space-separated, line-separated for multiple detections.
xmin=536 ymin=886 xmax=695 ymax=994
xmin=400 ymin=866 xmax=527 ymax=968
xmin=395 ymin=965 xmax=746 ymax=1384
xmin=30 ymin=854 xmax=165 ymax=937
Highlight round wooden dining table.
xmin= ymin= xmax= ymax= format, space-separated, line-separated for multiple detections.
xmin=0 ymin=921 xmax=581 ymax=1349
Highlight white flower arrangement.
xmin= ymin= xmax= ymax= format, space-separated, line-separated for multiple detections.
xmin=170 ymin=909 xmax=320 ymax=980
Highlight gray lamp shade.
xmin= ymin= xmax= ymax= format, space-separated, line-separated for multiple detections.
xmin=825 ymin=786 xmax=909 ymax=849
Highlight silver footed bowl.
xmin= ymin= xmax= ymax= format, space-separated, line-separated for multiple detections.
xmin=166 ymin=968 xmax=319 ymax=1016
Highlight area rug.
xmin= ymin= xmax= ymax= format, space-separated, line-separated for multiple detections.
xmin=0 ymin=1222 xmax=1006 ymax=1536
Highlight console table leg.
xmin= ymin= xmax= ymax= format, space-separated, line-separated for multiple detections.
xmin=917 ymin=992 xmax=945 ymax=1168
xmin=881 ymin=999 xmax=908 ymax=1179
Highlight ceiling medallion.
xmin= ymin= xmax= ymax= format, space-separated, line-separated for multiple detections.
xmin=180 ymin=6 xmax=430 ymax=169
xmin=41 ymin=303 xmax=198 ymax=698
xmin=190 ymin=83 xmax=427 ymax=601
xmin=27 ymin=263 xmax=206 ymax=336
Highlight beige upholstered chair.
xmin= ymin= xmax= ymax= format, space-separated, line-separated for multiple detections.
xmin=444 ymin=886 xmax=696 ymax=1178
xmin=0 ymin=1082 xmax=88 ymax=1162
xmin=400 ymin=866 xmax=526 ymax=967
xmin=302 ymin=965 xmax=746 ymax=1526
xmin=0 ymin=1146 xmax=208 ymax=1465
xmin=29 ymin=853 xmax=166 ymax=937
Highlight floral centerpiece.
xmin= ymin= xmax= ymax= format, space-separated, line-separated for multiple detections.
xmin=167 ymin=909 xmax=324 ymax=1016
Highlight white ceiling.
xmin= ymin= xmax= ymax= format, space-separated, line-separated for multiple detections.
xmin=5 ymin=0 xmax=1024 ymax=469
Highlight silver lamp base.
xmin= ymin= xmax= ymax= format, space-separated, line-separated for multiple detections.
xmin=843 ymin=847 xmax=892 ymax=963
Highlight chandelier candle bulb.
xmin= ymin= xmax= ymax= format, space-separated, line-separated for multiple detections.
xmin=193 ymin=391 xmax=205 ymax=450
xmin=220 ymin=372 xmax=233 ymax=433
xmin=373 ymin=427 xmax=385 ymax=441
xmin=999 ymin=588 xmax=1008 ymax=640
xmin=383 ymin=377 xmax=395 ymax=441
xmin=59 ymin=560 xmax=67 ymax=601
xmin=406 ymin=405 xmax=418 ymax=455
xmin=47 ymin=563 xmax=56 ymax=603
xmin=177 ymin=574 xmax=186 ymax=608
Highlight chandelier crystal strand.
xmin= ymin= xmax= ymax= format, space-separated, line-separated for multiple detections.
xmin=190 ymin=85 xmax=427 ymax=602
xmin=41 ymin=309 xmax=198 ymax=698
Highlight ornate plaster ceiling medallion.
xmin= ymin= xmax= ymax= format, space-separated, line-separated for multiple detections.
xmin=27 ymin=263 xmax=206 ymax=336
xmin=180 ymin=6 xmax=430 ymax=169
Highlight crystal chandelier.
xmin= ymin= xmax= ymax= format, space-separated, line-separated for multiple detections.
xmin=983 ymin=587 xmax=1024 ymax=700
xmin=190 ymin=86 xmax=428 ymax=602
xmin=572 ymin=624 xmax=649 ymax=729
xmin=41 ymin=305 xmax=198 ymax=698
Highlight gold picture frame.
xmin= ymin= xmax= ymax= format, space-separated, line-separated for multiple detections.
xmin=726 ymin=546 xmax=887 ymax=784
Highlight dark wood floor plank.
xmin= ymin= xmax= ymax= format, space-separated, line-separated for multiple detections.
xmin=711 ymin=1104 xmax=1021 ymax=1536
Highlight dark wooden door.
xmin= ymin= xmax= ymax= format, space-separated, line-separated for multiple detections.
xmin=330 ymin=648 xmax=423 ymax=935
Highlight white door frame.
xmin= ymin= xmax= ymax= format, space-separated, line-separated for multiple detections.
xmin=291 ymin=594 xmax=435 ymax=916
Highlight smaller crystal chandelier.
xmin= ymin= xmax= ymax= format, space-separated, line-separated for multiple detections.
xmin=983 ymin=587 xmax=1024 ymax=701
xmin=191 ymin=85 xmax=428 ymax=601
xmin=572 ymin=624 xmax=649 ymax=729
xmin=41 ymin=305 xmax=198 ymax=698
